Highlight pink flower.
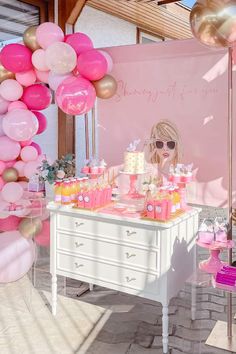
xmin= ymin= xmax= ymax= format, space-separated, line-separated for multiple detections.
xmin=57 ymin=170 xmax=65 ymax=179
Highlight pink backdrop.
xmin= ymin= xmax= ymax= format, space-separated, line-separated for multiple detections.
xmin=98 ymin=39 xmax=236 ymax=207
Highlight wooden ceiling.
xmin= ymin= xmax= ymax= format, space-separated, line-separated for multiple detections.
xmin=86 ymin=0 xmax=192 ymax=39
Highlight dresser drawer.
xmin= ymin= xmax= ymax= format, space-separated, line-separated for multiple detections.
xmin=57 ymin=214 xmax=158 ymax=248
xmin=57 ymin=252 xmax=158 ymax=293
xmin=57 ymin=232 xmax=158 ymax=272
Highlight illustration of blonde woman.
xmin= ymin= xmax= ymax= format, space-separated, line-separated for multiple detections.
xmin=147 ymin=120 xmax=181 ymax=182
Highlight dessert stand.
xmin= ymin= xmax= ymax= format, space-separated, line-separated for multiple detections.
xmin=119 ymin=170 xmax=147 ymax=199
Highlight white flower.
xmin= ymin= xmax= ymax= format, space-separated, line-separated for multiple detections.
xmin=42 ymin=170 xmax=49 ymax=178
xmin=57 ymin=170 xmax=65 ymax=179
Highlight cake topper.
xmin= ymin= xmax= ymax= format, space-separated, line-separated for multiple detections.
xmin=127 ymin=139 xmax=141 ymax=152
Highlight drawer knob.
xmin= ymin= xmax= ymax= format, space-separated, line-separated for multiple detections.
xmin=75 ymin=222 xmax=84 ymax=227
xmin=75 ymin=262 xmax=84 ymax=268
xmin=125 ymin=252 xmax=136 ymax=259
xmin=126 ymin=230 xmax=137 ymax=237
xmin=75 ymin=241 xmax=84 ymax=248
xmin=126 ymin=276 xmax=136 ymax=283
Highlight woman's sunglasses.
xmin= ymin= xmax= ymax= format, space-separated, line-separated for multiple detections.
xmin=155 ymin=140 xmax=176 ymax=150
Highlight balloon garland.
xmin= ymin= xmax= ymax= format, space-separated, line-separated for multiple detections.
xmin=0 ymin=22 xmax=117 ymax=283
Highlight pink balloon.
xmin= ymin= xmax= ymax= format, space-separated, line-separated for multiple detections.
xmin=1 ymin=182 xmax=23 ymax=203
xmin=0 ymin=136 xmax=20 ymax=161
xmin=15 ymin=70 xmax=36 ymax=87
xmin=8 ymin=101 xmax=27 ymax=112
xmin=48 ymin=71 xmax=72 ymax=91
xmin=36 ymin=22 xmax=64 ymax=49
xmin=24 ymin=160 xmax=40 ymax=178
xmin=0 ymin=216 xmax=20 ymax=232
xmin=0 ymin=44 xmax=33 ymax=73
xmin=34 ymin=219 xmax=50 ymax=247
xmin=13 ymin=160 xmax=26 ymax=177
xmin=0 ymin=231 xmax=35 ymax=283
xmin=99 ymin=50 xmax=113 ymax=73
xmin=21 ymin=84 xmax=52 ymax=111
xmin=45 ymin=42 xmax=77 ymax=74
xmin=2 ymin=109 xmax=39 ymax=141
xmin=35 ymin=69 xmax=49 ymax=84
xmin=32 ymin=49 xmax=48 ymax=71
xmin=0 ymin=95 xmax=10 ymax=114
xmin=0 ymin=79 xmax=23 ymax=101
xmin=32 ymin=111 xmax=47 ymax=134
xmin=0 ymin=176 xmax=4 ymax=191
xmin=65 ymin=32 xmax=93 ymax=55
xmin=0 ymin=161 xmax=6 ymax=174
xmin=77 ymin=49 xmax=107 ymax=81
xmin=20 ymin=139 xmax=32 ymax=147
xmin=5 ymin=160 xmax=16 ymax=168
xmin=56 ymin=76 xmax=96 ymax=115
xmin=31 ymin=142 xmax=42 ymax=155
xmin=18 ymin=181 xmax=28 ymax=190
xmin=20 ymin=145 xmax=38 ymax=162
xmin=0 ymin=114 xmax=5 ymax=136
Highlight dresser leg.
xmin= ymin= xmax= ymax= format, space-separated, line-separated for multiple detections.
xmin=52 ymin=275 xmax=57 ymax=316
xmin=89 ymin=283 xmax=94 ymax=291
xmin=162 ymin=302 xmax=169 ymax=353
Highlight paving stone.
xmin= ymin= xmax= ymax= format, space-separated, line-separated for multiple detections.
xmin=136 ymin=321 xmax=163 ymax=337
xmin=190 ymin=319 xmax=216 ymax=330
xmin=200 ymin=301 xmax=224 ymax=313
xmin=175 ymin=326 xmax=210 ymax=342
xmin=210 ymin=311 xmax=227 ymax=322
xmin=85 ymin=341 xmax=131 ymax=354
xmin=97 ymin=320 xmax=140 ymax=343
xmin=111 ymin=310 xmax=158 ymax=325
xmin=128 ymin=343 xmax=166 ymax=353
xmin=134 ymin=335 xmax=154 ymax=348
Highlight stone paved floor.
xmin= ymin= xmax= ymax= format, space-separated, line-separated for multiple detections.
xmin=31 ymin=206 xmax=236 ymax=354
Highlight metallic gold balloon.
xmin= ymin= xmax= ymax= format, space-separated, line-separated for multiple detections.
xmin=0 ymin=63 xmax=15 ymax=83
xmin=19 ymin=218 xmax=43 ymax=239
xmin=2 ymin=168 xmax=18 ymax=182
xmin=190 ymin=0 xmax=236 ymax=48
xmin=92 ymin=75 xmax=118 ymax=99
xmin=23 ymin=26 xmax=41 ymax=52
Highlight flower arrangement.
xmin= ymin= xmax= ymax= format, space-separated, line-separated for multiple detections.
xmin=38 ymin=154 xmax=76 ymax=184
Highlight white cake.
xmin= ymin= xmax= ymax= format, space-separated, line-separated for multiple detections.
xmin=124 ymin=151 xmax=145 ymax=174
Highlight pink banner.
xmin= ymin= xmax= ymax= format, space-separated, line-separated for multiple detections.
xmin=98 ymin=39 xmax=235 ymax=207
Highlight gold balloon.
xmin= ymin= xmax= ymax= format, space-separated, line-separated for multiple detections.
xmin=2 ymin=168 xmax=18 ymax=182
xmin=23 ymin=26 xmax=41 ymax=52
xmin=92 ymin=75 xmax=118 ymax=99
xmin=190 ymin=0 xmax=236 ymax=48
xmin=0 ymin=63 xmax=15 ymax=83
xmin=19 ymin=218 xmax=42 ymax=239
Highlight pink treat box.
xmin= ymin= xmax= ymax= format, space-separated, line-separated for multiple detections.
xmin=77 ymin=193 xmax=84 ymax=208
xmin=81 ymin=166 xmax=90 ymax=174
xmin=146 ymin=200 xmax=155 ymax=219
xmin=155 ymin=200 xmax=168 ymax=221
xmin=83 ymin=190 xmax=95 ymax=209
xmin=95 ymin=189 xmax=102 ymax=207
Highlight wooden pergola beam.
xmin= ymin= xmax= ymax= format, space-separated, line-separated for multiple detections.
xmin=57 ymin=0 xmax=88 ymax=157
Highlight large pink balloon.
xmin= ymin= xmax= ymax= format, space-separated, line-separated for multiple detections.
xmin=0 ymin=95 xmax=9 ymax=114
xmin=65 ymin=32 xmax=93 ymax=55
xmin=24 ymin=160 xmax=40 ymax=178
xmin=0 ymin=44 xmax=33 ymax=73
xmin=8 ymin=101 xmax=27 ymax=112
xmin=77 ymin=49 xmax=108 ymax=81
xmin=21 ymin=84 xmax=52 ymax=110
xmin=34 ymin=219 xmax=50 ymax=247
xmin=99 ymin=50 xmax=113 ymax=73
xmin=32 ymin=49 xmax=48 ymax=71
xmin=20 ymin=145 xmax=38 ymax=162
xmin=48 ymin=71 xmax=72 ymax=91
xmin=31 ymin=142 xmax=42 ymax=155
xmin=0 ymin=114 xmax=5 ymax=136
xmin=15 ymin=70 xmax=36 ymax=87
xmin=13 ymin=160 xmax=25 ymax=177
xmin=0 ymin=79 xmax=23 ymax=101
xmin=35 ymin=69 xmax=49 ymax=84
xmin=0 ymin=231 xmax=35 ymax=283
xmin=32 ymin=111 xmax=47 ymax=134
xmin=45 ymin=42 xmax=77 ymax=74
xmin=1 ymin=182 xmax=23 ymax=203
xmin=0 ymin=161 xmax=6 ymax=174
xmin=2 ymin=109 xmax=39 ymax=141
xmin=0 ymin=136 xmax=20 ymax=161
xmin=36 ymin=22 xmax=64 ymax=49
xmin=56 ymin=76 xmax=96 ymax=115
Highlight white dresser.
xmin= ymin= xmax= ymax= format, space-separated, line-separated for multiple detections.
xmin=48 ymin=203 xmax=200 ymax=353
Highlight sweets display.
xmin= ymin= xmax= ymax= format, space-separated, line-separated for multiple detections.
xmin=81 ymin=158 xmax=107 ymax=175
xmin=169 ymin=163 xmax=193 ymax=183
xmin=197 ymin=217 xmax=228 ymax=244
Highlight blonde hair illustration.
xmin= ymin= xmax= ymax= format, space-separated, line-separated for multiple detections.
xmin=149 ymin=120 xmax=181 ymax=166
